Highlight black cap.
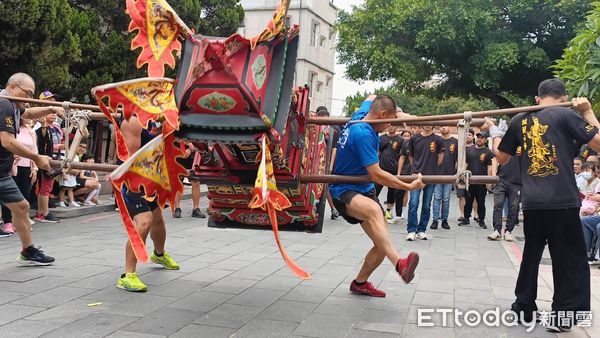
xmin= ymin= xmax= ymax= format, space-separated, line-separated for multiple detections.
xmin=476 ymin=131 xmax=489 ymax=138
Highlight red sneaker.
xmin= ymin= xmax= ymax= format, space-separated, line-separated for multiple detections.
xmin=349 ymin=280 xmax=386 ymax=297
xmin=397 ymin=252 xmax=419 ymax=284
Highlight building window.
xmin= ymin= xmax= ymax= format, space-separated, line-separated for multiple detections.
xmin=319 ymin=36 xmax=326 ymax=47
xmin=308 ymin=71 xmax=318 ymax=97
xmin=326 ymin=76 xmax=332 ymax=87
xmin=310 ymin=20 xmax=320 ymax=47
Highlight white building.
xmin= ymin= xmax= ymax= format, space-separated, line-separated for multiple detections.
xmin=240 ymin=0 xmax=337 ymax=112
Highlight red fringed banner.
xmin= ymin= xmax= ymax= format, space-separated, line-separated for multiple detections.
xmin=92 ymin=77 xmax=179 ymax=162
xmin=126 ymin=0 xmax=193 ymax=76
xmin=110 ymin=126 xmax=187 ymax=262
xmin=249 ymin=135 xmax=311 ymax=280
xmin=249 ymin=0 xmax=291 ymax=49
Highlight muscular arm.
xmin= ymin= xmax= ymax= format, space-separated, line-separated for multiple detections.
xmin=0 ymin=131 xmax=41 ymax=160
xmin=366 ymin=163 xmax=413 ymax=190
xmin=491 ymin=137 xmax=511 ymax=165
xmin=587 ymin=134 xmax=600 ymax=154
xmin=329 ymin=148 xmax=337 ymax=172
xmin=121 ymin=118 xmax=142 ymax=154
xmin=21 ymin=106 xmax=62 ymax=120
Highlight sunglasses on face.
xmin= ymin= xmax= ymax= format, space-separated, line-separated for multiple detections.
xmin=14 ymin=84 xmax=34 ymax=98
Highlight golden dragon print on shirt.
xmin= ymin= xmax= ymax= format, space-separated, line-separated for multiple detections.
xmin=522 ymin=117 xmax=558 ymax=177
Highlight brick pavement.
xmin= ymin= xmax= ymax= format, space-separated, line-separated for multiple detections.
xmin=0 ymin=193 xmax=597 ymax=337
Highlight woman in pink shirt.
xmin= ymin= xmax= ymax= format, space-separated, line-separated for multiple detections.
xmin=2 ymin=118 xmax=38 ymax=233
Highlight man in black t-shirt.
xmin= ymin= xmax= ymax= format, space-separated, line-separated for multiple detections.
xmin=459 ymin=132 xmax=493 ymax=228
xmin=375 ymin=126 xmax=404 ymax=220
xmin=483 ymin=79 xmax=599 ymax=330
xmin=406 ymin=124 xmax=444 ymax=240
xmin=0 ymin=73 xmax=64 ymax=265
xmin=488 ymin=149 xmax=522 ymax=241
xmin=431 ymin=126 xmax=458 ymax=229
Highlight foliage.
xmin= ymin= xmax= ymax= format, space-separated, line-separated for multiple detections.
xmin=343 ymin=89 xmax=497 ymax=117
xmin=337 ymin=0 xmax=591 ymax=107
xmin=0 ymin=0 xmax=243 ymax=101
xmin=555 ymin=2 xmax=600 ymax=109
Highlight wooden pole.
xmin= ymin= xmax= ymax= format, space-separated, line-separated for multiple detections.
xmin=49 ymin=160 xmax=118 ymax=173
xmin=0 ymin=95 xmax=121 ymax=119
xmin=309 ymin=117 xmax=487 ymax=127
xmin=299 ymin=174 xmax=498 ymax=185
xmin=307 ymin=102 xmax=574 ymax=126
xmin=48 ymin=160 xmax=498 ymax=184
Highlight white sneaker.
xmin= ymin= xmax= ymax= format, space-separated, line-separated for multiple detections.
xmin=388 ymin=216 xmax=401 ymax=224
xmin=487 ymin=230 xmax=501 ymax=240
xmin=70 ymin=201 xmax=81 ymax=207
xmin=416 ymin=232 xmax=428 ymax=240
xmin=406 ymin=232 xmax=416 ymax=241
xmin=503 ymin=231 xmax=514 ymax=242
xmin=58 ymin=201 xmax=67 ymax=208
xmin=29 ymin=218 xmax=35 ymax=226
xmin=83 ymin=201 xmax=96 ymax=206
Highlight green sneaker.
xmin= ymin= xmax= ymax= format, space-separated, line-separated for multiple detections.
xmin=385 ymin=209 xmax=392 ymax=220
xmin=150 ymin=251 xmax=180 ymax=270
xmin=117 ymin=272 xmax=147 ymax=292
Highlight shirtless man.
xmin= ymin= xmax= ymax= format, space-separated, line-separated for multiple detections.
xmin=117 ymin=117 xmax=180 ymax=292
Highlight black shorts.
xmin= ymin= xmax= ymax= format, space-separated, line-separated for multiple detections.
xmin=332 ymin=189 xmax=385 ymax=225
xmin=123 ymin=189 xmax=159 ymax=218
xmin=0 ymin=176 xmax=25 ymax=204
xmin=456 ymin=186 xmax=466 ymax=198
xmin=74 ymin=177 xmax=87 ymax=190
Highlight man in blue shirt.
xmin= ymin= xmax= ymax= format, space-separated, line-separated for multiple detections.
xmin=330 ymin=94 xmax=424 ymax=298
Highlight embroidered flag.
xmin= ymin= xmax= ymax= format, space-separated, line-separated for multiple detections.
xmin=248 ymin=135 xmax=311 ymax=279
xmin=92 ymin=78 xmax=179 ymax=162
xmin=249 ymin=0 xmax=291 ymax=49
xmin=126 ymin=0 xmax=194 ymax=76
xmin=110 ymin=127 xmax=187 ymax=262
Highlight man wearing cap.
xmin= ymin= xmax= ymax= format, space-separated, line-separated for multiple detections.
xmin=0 ymin=73 xmax=64 ymax=265
xmin=459 ymin=131 xmax=493 ymax=228
xmin=34 ymin=91 xmax=62 ymax=223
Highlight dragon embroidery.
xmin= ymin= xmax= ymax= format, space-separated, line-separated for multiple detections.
xmin=524 ymin=117 xmax=559 ymax=177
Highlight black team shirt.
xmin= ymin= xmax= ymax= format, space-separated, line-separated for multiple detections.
xmin=0 ymin=98 xmax=20 ymax=177
xmin=466 ymin=146 xmax=493 ymax=176
xmin=408 ymin=133 xmax=444 ymax=175
xmin=499 ymin=107 xmax=598 ymax=210
xmin=379 ymin=134 xmax=403 ymax=173
xmin=399 ymin=140 xmax=412 ymax=175
xmin=497 ymin=149 xmax=522 ymax=185
xmin=438 ymin=137 xmax=458 ymax=175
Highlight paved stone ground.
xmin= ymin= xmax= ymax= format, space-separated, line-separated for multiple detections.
xmin=0 ymin=192 xmax=598 ymax=337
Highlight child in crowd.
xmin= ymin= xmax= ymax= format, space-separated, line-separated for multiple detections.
xmin=80 ymin=154 xmax=101 ymax=205
xmin=58 ymin=157 xmax=80 ymax=207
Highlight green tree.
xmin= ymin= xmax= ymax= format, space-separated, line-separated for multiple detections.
xmin=555 ymin=2 xmax=600 ymax=109
xmin=0 ymin=0 xmax=244 ymax=101
xmin=337 ymin=0 xmax=590 ymax=107
xmin=0 ymin=0 xmax=82 ymax=94
xmin=343 ymin=89 xmax=497 ymax=117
